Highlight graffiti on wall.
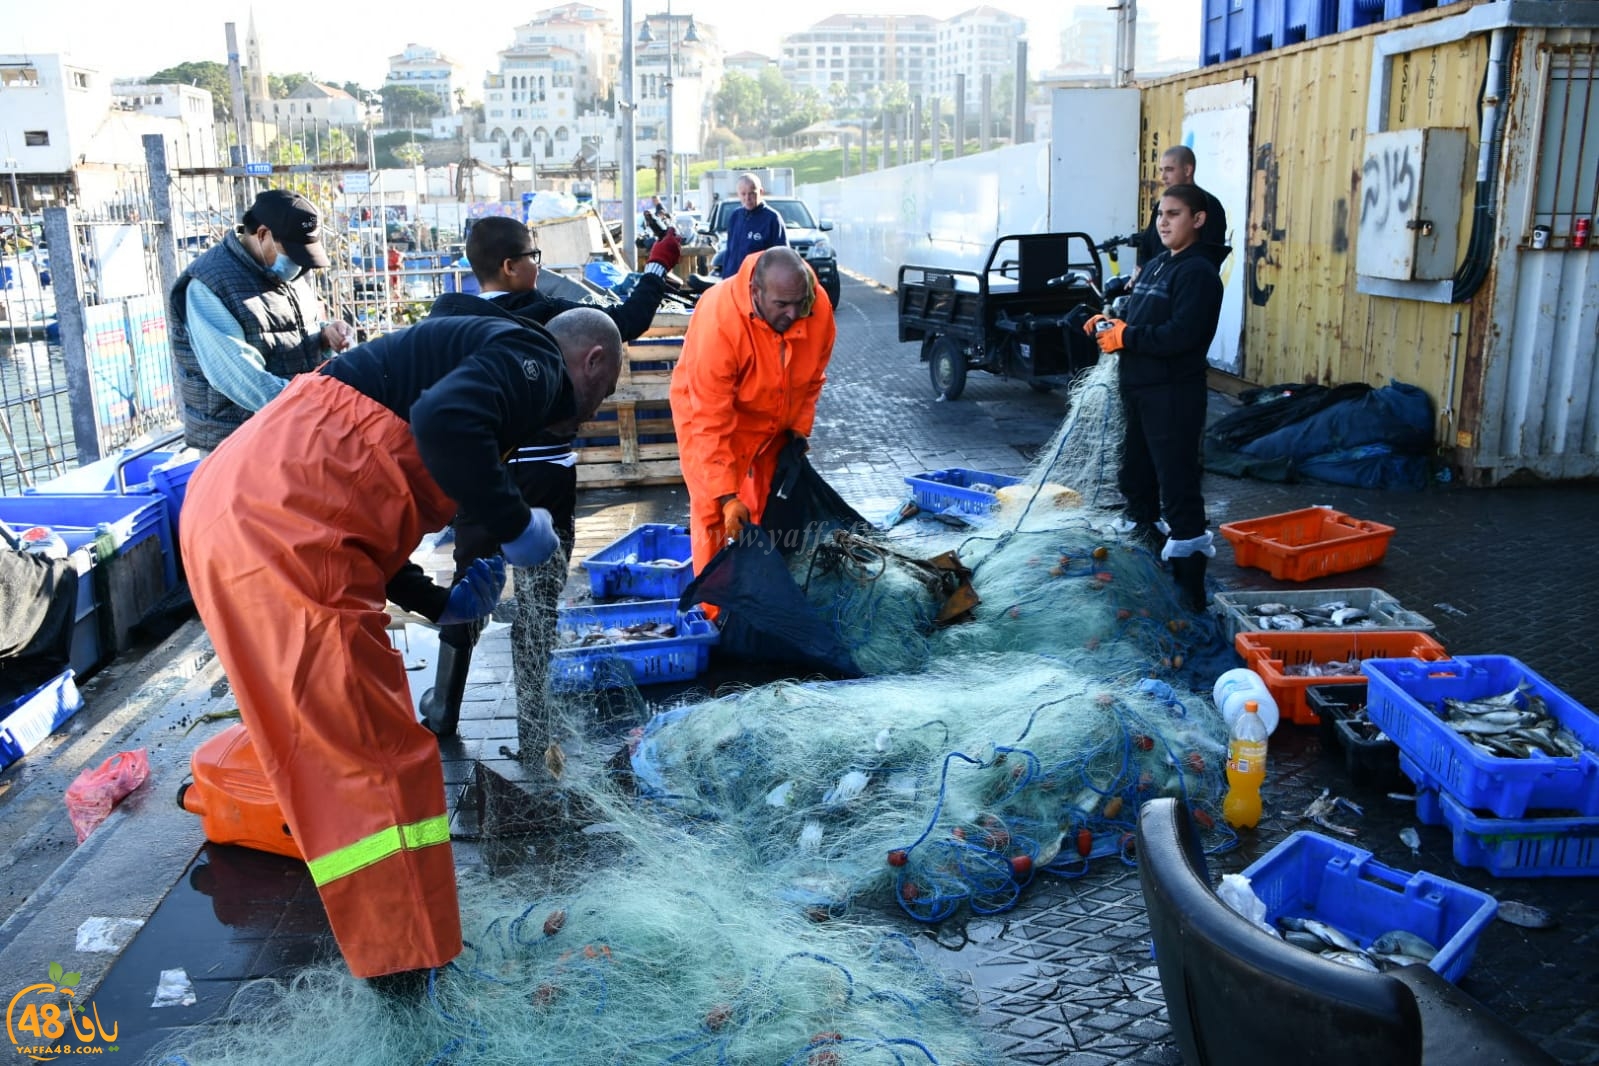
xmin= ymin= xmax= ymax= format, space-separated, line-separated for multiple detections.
xmin=1360 ymin=141 xmax=1418 ymax=230
xmin=1248 ymin=142 xmax=1285 ymax=307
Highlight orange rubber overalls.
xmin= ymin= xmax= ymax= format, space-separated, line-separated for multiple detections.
xmin=669 ymin=250 xmax=837 ymax=581
xmin=181 ymin=372 xmax=461 ymax=978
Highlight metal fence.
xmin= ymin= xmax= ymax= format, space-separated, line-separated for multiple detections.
xmin=1 ymin=133 xmax=482 ymax=494
xmin=0 ymin=209 xmax=74 ymax=492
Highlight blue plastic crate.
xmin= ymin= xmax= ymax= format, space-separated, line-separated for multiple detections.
xmin=551 ymin=599 xmax=718 ymax=691
xmin=581 ymin=524 xmax=694 ymax=600
xmin=903 ymin=468 xmax=1023 ymax=515
xmin=0 ymin=669 xmax=85 ymax=771
xmin=1363 ymin=655 xmax=1599 ymax=818
xmin=1404 ymin=754 xmax=1599 ymax=878
xmin=67 ymin=548 xmax=104 ymax=679
xmin=25 ymin=448 xmax=176 ymax=496
xmin=150 ymin=455 xmax=200 ymax=536
xmin=1240 ymin=830 xmax=1497 ymax=983
xmin=0 ymin=493 xmax=177 ymax=591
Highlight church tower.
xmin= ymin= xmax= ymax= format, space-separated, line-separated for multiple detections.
xmin=245 ymin=12 xmax=270 ymax=112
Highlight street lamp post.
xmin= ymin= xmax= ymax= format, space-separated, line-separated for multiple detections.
xmin=640 ymin=8 xmax=698 ymax=210
xmin=3 ymin=158 xmax=20 ymax=213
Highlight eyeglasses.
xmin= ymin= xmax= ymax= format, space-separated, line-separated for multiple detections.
xmin=509 ymin=248 xmax=542 ymax=264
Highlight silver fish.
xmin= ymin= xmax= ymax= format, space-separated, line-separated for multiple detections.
xmin=1495 ymin=900 xmax=1557 ymax=930
xmin=1301 ymin=919 xmax=1363 ymax=953
xmin=1399 ymin=827 xmax=1421 ymax=856
xmin=1284 ymin=930 xmax=1328 ymax=952
xmin=1331 ymin=607 xmax=1369 ymax=626
xmin=1320 ymin=950 xmax=1381 ymax=972
xmin=1371 ymin=929 xmax=1438 ymax=961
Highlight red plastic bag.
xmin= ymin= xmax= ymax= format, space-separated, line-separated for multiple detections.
xmin=65 ymin=748 xmax=150 ymax=843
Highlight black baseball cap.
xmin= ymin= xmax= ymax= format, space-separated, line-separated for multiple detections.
xmin=243 ymin=189 xmax=330 ymax=269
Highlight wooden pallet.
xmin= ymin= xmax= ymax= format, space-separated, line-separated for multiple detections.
xmin=574 ymin=381 xmax=682 ymax=489
xmin=620 ymin=315 xmax=689 ymax=387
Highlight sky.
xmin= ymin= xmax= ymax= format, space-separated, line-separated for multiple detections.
xmin=9 ymin=0 xmax=1200 ymax=92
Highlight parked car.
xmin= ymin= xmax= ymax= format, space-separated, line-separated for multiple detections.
xmin=701 ymin=197 xmax=841 ymax=309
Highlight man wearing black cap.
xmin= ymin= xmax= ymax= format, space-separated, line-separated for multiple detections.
xmin=169 ymin=189 xmax=356 ymax=451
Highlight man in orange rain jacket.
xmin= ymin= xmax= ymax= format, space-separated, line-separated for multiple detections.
xmin=670 ymin=246 xmax=837 ymax=582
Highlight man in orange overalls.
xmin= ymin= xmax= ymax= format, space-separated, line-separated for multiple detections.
xmin=670 ymin=246 xmax=837 ymax=582
xmin=181 ymin=307 xmax=621 ymax=994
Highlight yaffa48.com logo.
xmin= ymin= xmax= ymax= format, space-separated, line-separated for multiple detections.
xmin=6 ymin=962 xmax=119 ymax=1060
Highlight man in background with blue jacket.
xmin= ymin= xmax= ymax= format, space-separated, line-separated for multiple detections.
xmin=720 ymin=173 xmax=786 ymax=279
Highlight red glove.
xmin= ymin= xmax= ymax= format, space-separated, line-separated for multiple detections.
xmin=1096 ymin=319 xmax=1128 ymax=353
xmin=647 ymin=229 xmax=682 ymax=272
xmin=1082 ymin=314 xmax=1108 ymax=337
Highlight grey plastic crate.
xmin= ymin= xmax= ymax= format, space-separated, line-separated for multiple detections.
xmin=1213 ymin=587 xmax=1437 ymax=643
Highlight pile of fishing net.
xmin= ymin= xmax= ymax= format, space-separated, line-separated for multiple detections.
xmin=627 ymin=653 xmax=1232 ymax=923
xmin=154 ymin=815 xmax=992 ymax=1066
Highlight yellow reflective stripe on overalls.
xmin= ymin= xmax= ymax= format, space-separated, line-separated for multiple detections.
xmin=306 ymin=814 xmax=452 ymax=887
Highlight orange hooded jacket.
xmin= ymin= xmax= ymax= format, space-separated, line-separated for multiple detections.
xmin=669 ymin=250 xmax=837 ymax=577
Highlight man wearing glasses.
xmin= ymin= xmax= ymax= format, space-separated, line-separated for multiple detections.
xmin=407 ymin=215 xmax=681 ymax=736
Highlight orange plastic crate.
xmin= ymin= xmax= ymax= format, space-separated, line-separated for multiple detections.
xmin=1219 ymin=506 xmax=1396 ymax=581
xmin=1234 ymin=630 xmax=1448 ymax=726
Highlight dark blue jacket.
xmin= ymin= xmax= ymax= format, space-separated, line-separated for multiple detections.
xmin=722 ymin=204 xmax=786 ymax=277
xmin=1118 ymin=246 xmax=1226 ymax=388
xmin=322 ymin=297 xmax=576 ymax=543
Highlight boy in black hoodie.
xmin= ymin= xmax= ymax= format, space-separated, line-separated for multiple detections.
xmin=1085 ymin=183 xmax=1227 ymax=610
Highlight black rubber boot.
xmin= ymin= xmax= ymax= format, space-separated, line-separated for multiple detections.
xmin=1130 ymin=522 xmax=1167 ymax=556
xmin=420 ymin=634 xmax=474 ymax=739
xmin=1169 ymin=554 xmax=1209 ymax=613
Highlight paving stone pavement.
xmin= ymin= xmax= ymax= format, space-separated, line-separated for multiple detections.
xmin=4 ymin=273 xmax=1596 ymax=1064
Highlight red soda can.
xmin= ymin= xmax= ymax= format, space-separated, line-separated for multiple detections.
xmin=1576 ymin=217 xmax=1591 ymax=248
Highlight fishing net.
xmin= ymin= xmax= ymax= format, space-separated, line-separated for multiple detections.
xmin=153 ymin=816 xmax=994 ymax=1066
xmin=626 ymin=654 xmax=1232 ymax=924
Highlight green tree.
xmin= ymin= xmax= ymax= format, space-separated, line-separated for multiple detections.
xmin=882 ymin=80 xmax=910 ymax=117
xmin=772 ymin=86 xmax=826 ymax=139
xmin=342 ymin=81 xmax=365 ymax=101
xmin=394 ymin=141 xmax=425 ymax=166
xmin=380 ymin=85 xmax=443 ymax=129
xmin=827 ymin=80 xmax=850 ymax=113
xmin=269 ymin=73 xmax=313 ymax=98
xmin=714 ymin=70 xmax=763 ymax=134
xmin=322 ymin=128 xmax=357 ymax=164
xmin=757 ymin=67 xmax=794 ymax=134
xmin=373 ymin=130 xmax=434 ymax=168
xmin=148 ymin=61 xmax=231 ymax=122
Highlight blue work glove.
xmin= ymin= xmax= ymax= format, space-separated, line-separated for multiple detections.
xmin=437 ymin=556 xmax=507 ymax=626
xmin=501 ymin=508 xmax=559 ymax=567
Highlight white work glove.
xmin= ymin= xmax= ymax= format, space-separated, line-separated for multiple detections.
xmin=502 ymin=508 xmax=559 ymax=567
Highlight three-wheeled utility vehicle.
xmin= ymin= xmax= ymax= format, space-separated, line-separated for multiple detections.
xmin=897 ymin=232 xmax=1111 ymax=401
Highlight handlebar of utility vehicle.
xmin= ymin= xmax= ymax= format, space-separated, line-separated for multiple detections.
xmin=1094 ymin=232 xmax=1140 ymax=254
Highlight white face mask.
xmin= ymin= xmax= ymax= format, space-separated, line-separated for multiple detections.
xmin=270 ymin=253 xmax=303 ymax=282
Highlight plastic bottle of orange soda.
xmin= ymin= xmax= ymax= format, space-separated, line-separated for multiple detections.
xmin=1222 ymin=700 xmax=1269 ymax=829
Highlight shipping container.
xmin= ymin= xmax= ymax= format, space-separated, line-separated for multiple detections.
xmin=1145 ymin=0 xmax=1599 ymax=482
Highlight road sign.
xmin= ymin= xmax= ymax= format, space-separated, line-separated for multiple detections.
xmin=244 ymin=162 xmax=273 ymax=176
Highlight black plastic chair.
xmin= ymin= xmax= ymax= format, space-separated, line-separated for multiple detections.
xmin=1135 ymin=798 xmax=1556 ymax=1066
